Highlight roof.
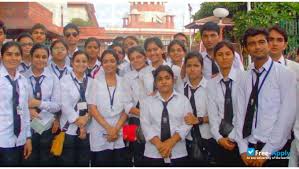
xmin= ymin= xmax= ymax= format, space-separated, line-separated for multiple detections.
xmin=185 ymin=16 xmax=234 ymax=29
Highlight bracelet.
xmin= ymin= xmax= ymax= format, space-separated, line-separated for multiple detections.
xmin=197 ymin=117 xmax=204 ymax=125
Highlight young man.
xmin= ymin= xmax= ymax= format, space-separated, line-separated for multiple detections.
xmin=200 ymin=22 xmax=244 ymax=80
xmin=235 ymin=28 xmax=296 ymax=167
xmin=63 ymin=23 xmax=80 ymax=66
xmin=31 ymin=23 xmax=47 ymax=44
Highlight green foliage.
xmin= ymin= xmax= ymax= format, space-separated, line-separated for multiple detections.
xmin=71 ymin=18 xmax=93 ymax=27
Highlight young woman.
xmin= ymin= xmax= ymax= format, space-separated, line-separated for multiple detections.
xmin=143 ymin=37 xmax=182 ymax=94
xmin=179 ymin=51 xmax=216 ymax=166
xmin=87 ymin=50 xmax=131 ymax=166
xmin=22 ymin=44 xmax=61 ymax=166
xmin=123 ymin=46 xmax=152 ymax=166
xmin=123 ymin=36 xmax=139 ymax=54
xmin=167 ymin=39 xmax=187 ymax=68
xmin=140 ymin=65 xmax=192 ymax=167
xmin=0 ymin=41 xmax=32 ymax=166
xmin=84 ymin=37 xmax=102 ymax=78
xmin=17 ymin=32 xmax=34 ymax=73
xmin=109 ymin=43 xmax=131 ymax=77
xmin=59 ymin=51 xmax=92 ymax=166
xmin=207 ymin=41 xmax=243 ymax=166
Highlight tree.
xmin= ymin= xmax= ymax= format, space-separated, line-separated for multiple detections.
xmin=70 ymin=18 xmax=93 ymax=27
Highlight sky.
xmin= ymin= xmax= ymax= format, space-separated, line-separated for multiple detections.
xmin=90 ymin=0 xmax=202 ymax=31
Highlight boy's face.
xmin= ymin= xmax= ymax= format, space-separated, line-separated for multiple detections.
xmin=201 ymin=30 xmax=220 ymax=51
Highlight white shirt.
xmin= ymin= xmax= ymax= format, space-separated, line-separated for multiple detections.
xmin=207 ymin=68 xmax=242 ymax=142
xmin=0 ymin=66 xmax=31 ymax=148
xmin=118 ymin=60 xmax=132 ymax=77
xmin=235 ymin=57 xmax=297 ymax=155
xmin=88 ymin=60 xmax=102 ymax=79
xmin=140 ymin=91 xmax=192 ymax=159
xmin=18 ymin=62 xmax=31 ymax=74
xmin=23 ymin=68 xmax=61 ymax=130
xmin=65 ymin=47 xmax=79 ymax=67
xmin=201 ymin=51 xmax=244 ymax=80
xmin=123 ymin=66 xmax=152 ymax=118
xmin=87 ymin=75 xmax=131 ymax=152
xmin=177 ymin=77 xmax=212 ymax=140
xmin=47 ymin=61 xmax=72 ymax=80
xmin=60 ymin=72 xmax=92 ymax=135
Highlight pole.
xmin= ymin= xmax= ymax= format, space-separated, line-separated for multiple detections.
xmin=188 ymin=3 xmax=192 ymax=49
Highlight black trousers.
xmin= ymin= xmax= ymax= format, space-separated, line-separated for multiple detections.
xmin=22 ymin=129 xmax=55 ymax=166
xmin=248 ymin=139 xmax=292 ymax=167
xmin=142 ymin=156 xmax=188 ymax=167
xmin=59 ymin=133 xmax=91 ymax=166
xmin=91 ymin=147 xmax=130 ymax=167
xmin=0 ymin=146 xmax=24 ymax=166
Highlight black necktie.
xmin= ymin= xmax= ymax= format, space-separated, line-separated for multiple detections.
xmin=242 ymin=69 xmax=264 ymax=138
xmin=223 ymin=79 xmax=233 ymax=124
xmin=33 ymin=76 xmax=44 ymax=113
xmin=161 ymin=97 xmax=173 ymax=142
xmin=56 ymin=66 xmax=66 ymax=79
xmin=189 ymin=87 xmax=202 ymax=139
xmin=207 ymin=55 xmax=219 ymax=75
xmin=75 ymin=79 xmax=88 ymax=135
xmin=5 ymin=75 xmax=21 ymax=137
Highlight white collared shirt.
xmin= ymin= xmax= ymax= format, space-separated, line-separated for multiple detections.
xmin=88 ymin=60 xmax=103 ymax=79
xmin=177 ymin=77 xmax=212 ymax=140
xmin=207 ymin=68 xmax=242 ymax=142
xmin=201 ymin=51 xmax=244 ymax=80
xmin=118 ymin=60 xmax=132 ymax=77
xmin=65 ymin=47 xmax=79 ymax=66
xmin=87 ymin=75 xmax=131 ymax=152
xmin=235 ymin=57 xmax=297 ymax=155
xmin=60 ymin=71 xmax=92 ymax=135
xmin=140 ymin=91 xmax=192 ymax=159
xmin=47 ymin=61 xmax=72 ymax=80
xmin=0 ymin=66 xmax=31 ymax=148
xmin=23 ymin=68 xmax=61 ymax=129
xmin=18 ymin=62 xmax=31 ymax=74
xmin=123 ymin=65 xmax=152 ymax=117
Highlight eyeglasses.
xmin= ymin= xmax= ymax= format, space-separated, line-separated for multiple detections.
xmin=20 ymin=42 xmax=34 ymax=47
xmin=52 ymin=47 xmax=66 ymax=52
xmin=65 ymin=32 xmax=79 ymax=38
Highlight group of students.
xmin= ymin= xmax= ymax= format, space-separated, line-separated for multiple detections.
xmin=0 ymin=20 xmax=298 ymax=167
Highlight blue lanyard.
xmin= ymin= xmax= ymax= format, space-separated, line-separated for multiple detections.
xmin=251 ymin=60 xmax=274 ymax=95
xmin=30 ymin=75 xmax=45 ymax=99
xmin=106 ymin=84 xmax=117 ymax=111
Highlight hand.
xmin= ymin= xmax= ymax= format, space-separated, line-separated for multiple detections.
xmin=159 ymin=139 xmax=175 ymax=158
xmin=240 ymin=152 xmax=252 ymax=166
xmin=29 ymin=98 xmax=41 ymax=108
xmin=23 ymin=139 xmax=32 ymax=160
xmin=29 ymin=108 xmax=40 ymax=120
xmin=184 ymin=112 xmax=198 ymax=125
xmin=252 ymin=155 xmax=268 ymax=167
xmin=75 ymin=116 xmax=88 ymax=128
xmin=218 ymin=137 xmax=236 ymax=151
xmin=78 ymin=127 xmax=87 ymax=140
xmin=51 ymin=119 xmax=60 ymax=134
xmin=106 ymin=126 xmax=118 ymax=142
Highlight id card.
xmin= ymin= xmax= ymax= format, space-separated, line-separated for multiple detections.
xmin=77 ymin=102 xmax=87 ymax=111
xmin=164 ymin=157 xmax=171 ymax=163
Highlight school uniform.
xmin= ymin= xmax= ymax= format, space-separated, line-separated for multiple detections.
xmin=22 ymin=68 xmax=61 ymax=166
xmin=87 ymin=75 xmax=132 ymax=167
xmin=59 ymin=71 xmax=92 ymax=166
xmin=201 ymin=52 xmax=244 ymax=80
xmin=0 ymin=66 xmax=31 ymax=166
xmin=206 ymin=68 xmax=244 ymax=166
xmin=140 ymin=91 xmax=192 ymax=167
xmin=86 ymin=60 xmax=102 ymax=79
xmin=118 ymin=60 xmax=132 ymax=77
xmin=235 ymin=57 xmax=296 ymax=167
xmin=65 ymin=48 xmax=79 ymax=67
xmin=123 ymin=65 xmax=152 ymax=166
xmin=47 ymin=61 xmax=72 ymax=81
xmin=18 ymin=62 xmax=31 ymax=74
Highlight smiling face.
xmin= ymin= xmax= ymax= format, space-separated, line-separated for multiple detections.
xmin=168 ymin=44 xmax=185 ymax=65
xmin=31 ymin=48 xmax=48 ymax=71
xmin=112 ymin=46 xmax=125 ymax=62
xmin=2 ymin=46 xmax=22 ymax=71
xmin=146 ymin=42 xmax=164 ymax=66
xmin=268 ymin=30 xmax=287 ymax=58
xmin=85 ymin=41 xmax=100 ymax=60
xmin=214 ymin=45 xmax=234 ymax=70
xmin=124 ymin=38 xmax=138 ymax=54
xmin=72 ymin=53 xmax=88 ymax=75
xmin=102 ymin=53 xmax=117 ymax=74
xmin=129 ymin=51 xmax=146 ymax=71
xmin=19 ymin=37 xmax=34 ymax=57
xmin=155 ymin=70 xmax=174 ymax=94
xmin=51 ymin=42 xmax=68 ymax=62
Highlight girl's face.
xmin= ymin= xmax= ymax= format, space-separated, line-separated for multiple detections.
xmin=155 ymin=70 xmax=174 ymax=94
xmin=72 ymin=54 xmax=88 ymax=74
xmin=102 ymin=53 xmax=117 ymax=74
xmin=185 ymin=57 xmax=202 ymax=81
xmin=85 ymin=41 xmax=100 ymax=60
xmin=32 ymin=28 xmax=46 ymax=44
xmin=32 ymin=48 xmax=48 ymax=71
xmin=2 ymin=46 xmax=22 ymax=71
xmin=129 ymin=51 xmax=146 ymax=71
xmin=146 ymin=42 xmax=164 ymax=65
xmin=124 ymin=38 xmax=138 ymax=53
xmin=214 ymin=45 xmax=234 ymax=70
xmin=169 ymin=44 xmax=185 ymax=64
xmin=112 ymin=46 xmax=125 ymax=62
xmin=52 ymin=42 xmax=67 ymax=62
xmin=19 ymin=37 xmax=34 ymax=57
